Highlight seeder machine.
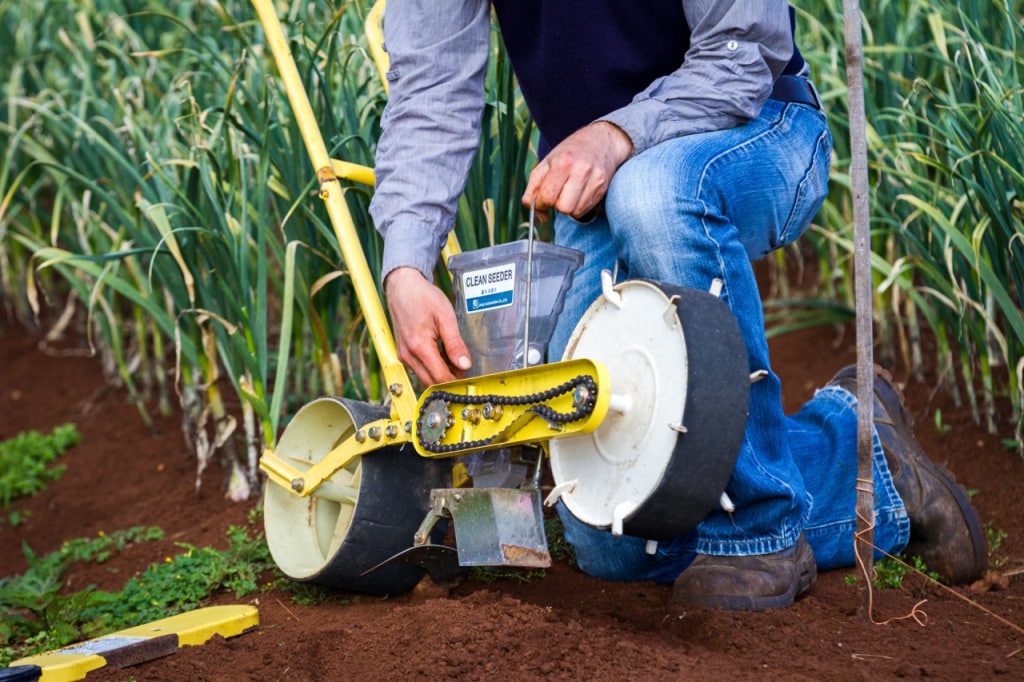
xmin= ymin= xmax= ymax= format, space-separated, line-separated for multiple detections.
xmin=254 ymin=0 xmax=753 ymax=594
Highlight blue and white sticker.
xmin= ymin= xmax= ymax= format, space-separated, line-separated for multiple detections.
xmin=462 ymin=262 xmax=516 ymax=313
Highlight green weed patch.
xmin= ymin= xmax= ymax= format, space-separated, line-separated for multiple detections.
xmin=0 ymin=424 xmax=81 ymax=510
xmin=0 ymin=523 xmax=274 ymax=667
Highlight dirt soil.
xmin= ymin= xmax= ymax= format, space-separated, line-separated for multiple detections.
xmin=2 ymin=302 xmax=1023 ymax=681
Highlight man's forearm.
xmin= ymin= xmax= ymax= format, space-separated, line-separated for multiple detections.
xmin=369 ymin=0 xmax=491 ymax=282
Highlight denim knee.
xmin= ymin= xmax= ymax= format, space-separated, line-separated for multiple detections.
xmin=604 ymin=151 xmax=697 ymax=249
xmin=603 ymin=150 xmax=717 ymax=285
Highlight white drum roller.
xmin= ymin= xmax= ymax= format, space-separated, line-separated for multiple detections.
xmin=549 ymin=276 xmax=750 ymax=541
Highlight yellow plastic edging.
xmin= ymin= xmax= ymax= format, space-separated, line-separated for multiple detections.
xmin=10 ymin=605 xmax=259 ymax=682
xmin=114 ymin=604 xmax=259 ymax=646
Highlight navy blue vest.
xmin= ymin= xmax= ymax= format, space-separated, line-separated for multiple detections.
xmin=491 ymin=2 xmax=805 ymax=154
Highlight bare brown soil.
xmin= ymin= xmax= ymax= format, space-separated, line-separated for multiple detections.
xmin=2 ymin=305 xmax=1023 ymax=681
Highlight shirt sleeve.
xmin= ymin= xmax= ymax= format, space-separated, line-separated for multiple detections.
xmin=598 ymin=0 xmax=795 ymax=156
xmin=369 ymin=0 xmax=491 ymax=281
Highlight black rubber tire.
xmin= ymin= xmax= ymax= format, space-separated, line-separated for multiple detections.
xmin=264 ymin=398 xmax=450 ymax=595
xmin=620 ymin=281 xmax=750 ymax=539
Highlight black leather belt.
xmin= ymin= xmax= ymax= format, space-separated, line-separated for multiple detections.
xmin=770 ymin=75 xmax=822 ymax=110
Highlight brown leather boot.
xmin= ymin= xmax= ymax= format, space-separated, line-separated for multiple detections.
xmin=829 ymin=365 xmax=987 ymax=584
xmin=670 ymin=534 xmax=817 ymax=611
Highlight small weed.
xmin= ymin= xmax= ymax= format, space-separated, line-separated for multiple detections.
xmin=6 ymin=510 xmax=31 ymax=528
xmin=986 ymin=526 xmax=1008 ymax=569
xmin=470 ymin=566 xmax=547 ymax=583
xmin=275 ymin=580 xmax=332 ymax=606
xmin=0 ymin=424 xmax=81 ymax=508
xmin=932 ymin=409 xmax=952 ymax=434
xmin=271 ymin=579 xmax=365 ymax=607
xmin=544 ymin=517 xmax=576 ymax=566
xmin=844 ymin=555 xmax=939 ymax=589
xmin=872 ymin=556 xmax=910 ymax=589
xmin=877 ymin=556 xmax=939 ymax=587
xmin=909 ymin=556 xmax=940 ymax=583
xmin=987 ymin=526 xmax=1007 ymax=553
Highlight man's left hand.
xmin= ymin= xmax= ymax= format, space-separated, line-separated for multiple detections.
xmin=522 ymin=121 xmax=633 ymax=219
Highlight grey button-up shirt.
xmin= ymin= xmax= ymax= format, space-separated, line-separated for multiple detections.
xmin=370 ymin=0 xmax=796 ymax=282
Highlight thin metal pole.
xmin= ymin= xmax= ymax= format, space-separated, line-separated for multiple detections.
xmin=523 ymin=201 xmax=536 ymax=369
xmin=250 ymin=0 xmax=417 ymax=420
xmin=842 ymin=0 xmax=876 ymax=617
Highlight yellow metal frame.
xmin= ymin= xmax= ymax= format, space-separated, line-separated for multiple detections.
xmin=413 ymin=358 xmax=612 ymax=457
xmin=251 ymin=0 xmax=413 ymax=411
xmin=365 ymin=0 xmax=389 ymax=95
xmin=252 ymin=0 xmax=607 ymax=497
xmin=251 ymin=0 xmax=414 ymax=494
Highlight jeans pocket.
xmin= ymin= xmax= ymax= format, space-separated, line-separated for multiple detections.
xmin=772 ymin=125 xmax=833 ymax=251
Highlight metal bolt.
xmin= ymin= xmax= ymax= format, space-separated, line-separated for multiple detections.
xmin=404 ymin=421 xmax=413 ymax=433
xmin=572 ymin=385 xmax=591 ymax=407
xmin=461 ymin=407 xmax=481 ymax=424
xmin=389 ymin=383 xmax=403 ymax=397
xmin=385 ymin=424 xmax=399 ymax=438
xmin=482 ymin=403 xmax=503 ymax=420
xmin=368 ymin=426 xmax=383 ymax=441
xmin=290 ymin=478 xmax=305 ymax=492
xmin=355 ymin=429 xmax=367 ymax=443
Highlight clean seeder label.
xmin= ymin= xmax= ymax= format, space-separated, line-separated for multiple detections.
xmin=462 ymin=262 xmax=516 ymax=313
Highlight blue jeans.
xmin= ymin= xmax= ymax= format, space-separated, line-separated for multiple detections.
xmin=548 ymin=99 xmax=910 ymax=581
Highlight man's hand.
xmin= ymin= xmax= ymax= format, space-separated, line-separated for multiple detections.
xmin=384 ymin=266 xmax=472 ymax=386
xmin=522 ymin=121 xmax=634 ymax=219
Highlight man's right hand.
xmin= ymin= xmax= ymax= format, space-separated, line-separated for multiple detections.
xmin=384 ymin=266 xmax=472 ymax=386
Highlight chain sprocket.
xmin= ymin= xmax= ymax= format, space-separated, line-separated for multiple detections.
xmin=415 ymin=374 xmax=598 ymax=455
xmin=417 ymin=398 xmax=453 ymax=445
